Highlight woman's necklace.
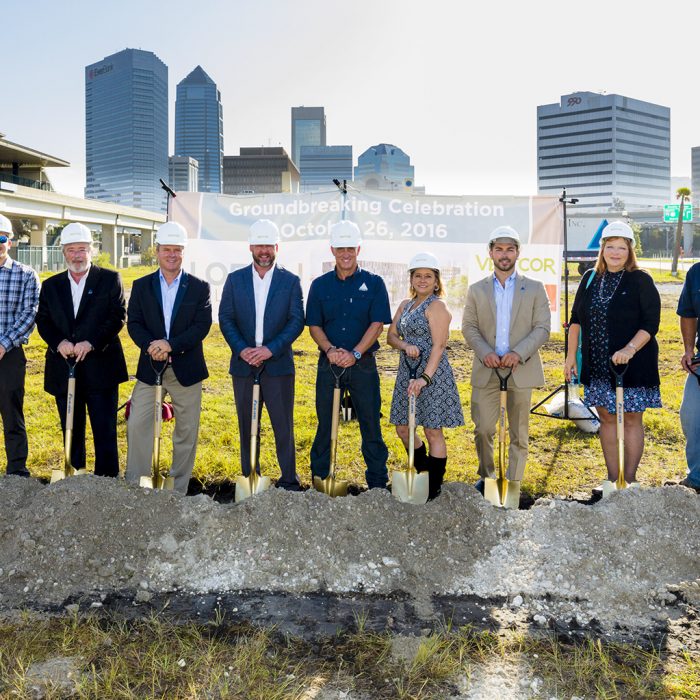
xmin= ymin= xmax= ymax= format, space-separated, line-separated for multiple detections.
xmin=597 ymin=269 xmax=624 ymax=303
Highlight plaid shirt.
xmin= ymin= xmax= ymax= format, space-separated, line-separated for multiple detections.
xmin=0 ymin=257 xmax=40 ymax=351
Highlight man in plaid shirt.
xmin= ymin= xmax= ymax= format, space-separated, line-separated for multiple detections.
xmin=0 ymin=214 xmax=40 ymax=476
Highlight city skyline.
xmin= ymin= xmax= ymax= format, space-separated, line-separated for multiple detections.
xmin=3 ymin=0 xmax=699 ymax=201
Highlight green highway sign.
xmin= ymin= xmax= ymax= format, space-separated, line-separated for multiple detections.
xmin=663 ymin=204 xmax=693 ymax=223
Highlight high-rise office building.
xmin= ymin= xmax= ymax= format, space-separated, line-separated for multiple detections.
xmin=300 ymin=145 xmax=352 ymax=192
xmin=291 ymin=106 xmax=326 ymax=169
xmin=354 ymin=143 xmax=415 ymax=190
xmin=223 ymin=147 xmax=300 ymax=195
xmin=168 ymin=156 xmax=199 ymax=193
xmin=85 ymin=48 xmax=168 ymax=212
xmin=537 ymin=92 xmax=670 ymax=211
xmin=175 ymin=66 xmax=224 ymax=193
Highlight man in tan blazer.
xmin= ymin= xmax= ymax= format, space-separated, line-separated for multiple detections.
xmin=462 ymin=226 xmax=551 ymax=489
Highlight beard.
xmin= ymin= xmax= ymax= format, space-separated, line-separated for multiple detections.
xmin=67 ymin=259 xmax=90 ymax=274
xmin=253 ymin=252 xmax=276 ymax=268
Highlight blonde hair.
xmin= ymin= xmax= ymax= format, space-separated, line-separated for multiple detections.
xmin=409 ymin=268 xmax=444 ymax=299
xmin=594 ymin=236 xmax=639 ymax=275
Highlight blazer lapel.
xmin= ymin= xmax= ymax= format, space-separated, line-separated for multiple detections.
xmin=57 ymin=271 xmax=75 ymax=323
xmin=171 ymin=271 xmax=189 ymax=322
xmin=484 ymin=275 xmax=497 ymax=322
xmin=150 ymin=271 xmax=165 ymax=326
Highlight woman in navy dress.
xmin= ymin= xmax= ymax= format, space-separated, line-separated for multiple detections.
xmin=388 ymin=252 xmax=464 ymax=498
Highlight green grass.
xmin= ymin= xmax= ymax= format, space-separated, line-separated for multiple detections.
xmin=0 ymin=615 xmax=695 ymax=699
xmin=16 ymin=272 xmax=690 ymax=494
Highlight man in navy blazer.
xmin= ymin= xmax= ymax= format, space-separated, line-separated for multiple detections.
xmin=219 ymin=219 xmax=305 ymax=490
xmin=36 ymin=222 xmax=128 ymax=477
xmin=125 ymin=222 xmax=212 ymax=493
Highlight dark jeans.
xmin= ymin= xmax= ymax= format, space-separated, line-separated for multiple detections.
xmin=55 ymin=385 xmax=120 ymax=476
xmin=310 ymin=354 xmax=388 ymax=488
xmin=232 ymin=373 xmax=299 ymax=488
xmin=0 ymin=347 xmax=29 ymax=476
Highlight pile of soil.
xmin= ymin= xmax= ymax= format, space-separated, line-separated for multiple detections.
xmin=0 ymin=476 xmax=698 ymax=635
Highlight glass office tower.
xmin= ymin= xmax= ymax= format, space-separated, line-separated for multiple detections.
xmin=300 ymin=145 xmax=352 ymax=192
xmin=537 ymin=92 xmax=670 ymax=211
xmin=291 ymin=106 xmax=326 ymax=169
xmin=175 ymin=66 xmax=224 ymax=193
xmin=85 ymin=49 xmax=168 ymax=212
xmin=354 ymin=143 xmax=415 ymax=190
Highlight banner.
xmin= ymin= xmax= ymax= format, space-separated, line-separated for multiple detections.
xmin=170 ymin=190 xmax=563 ymax=328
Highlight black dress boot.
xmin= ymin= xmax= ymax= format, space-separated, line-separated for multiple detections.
xmin=413 ymin=442 xmax=429 ymax=472
xmin=427 ymin=455 xmax=447 ymax=500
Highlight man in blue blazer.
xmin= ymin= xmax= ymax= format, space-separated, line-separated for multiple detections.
xmin=36 ymin=222 xmax=128 ymax=477
xmin=219 ymin=219 xmax=305 ymax=490
xmin=125 ymin=221 xmax=212 ymax=493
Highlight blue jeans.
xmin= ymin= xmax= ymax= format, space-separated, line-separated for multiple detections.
xmin=680 ymin=373 xmax=700 ymax=487
xmin=310 ymin=354 xmax=389 ymax=488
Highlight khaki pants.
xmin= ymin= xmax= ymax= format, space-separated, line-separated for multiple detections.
xmin=125 ymin=367 xmax=202 ymax=493
xmin=471 ymin=372 xmax=532 ymax=481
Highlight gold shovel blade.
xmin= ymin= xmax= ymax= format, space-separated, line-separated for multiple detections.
xmin=391 ymin=469 xmax=429 ymax=505
xmin=313 ymin=474 xmax=349 ymax=497
xmin=139 ymin=474 xmax=176 ymax=490
xmin=234 ymin=473 xmax=271 ymax=503
xmin=50 ymin=467 xmax=87 ymax=483
xmin=483 ymin=477 xmax=521 ymax=509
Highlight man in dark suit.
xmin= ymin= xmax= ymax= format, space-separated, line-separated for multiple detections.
xmin=36 ymin=222 xmax=128 ymax=477
xmin=125 ymin=221 xmax=212 ymax=493
xmin=219 ymin=219 xmax=305 ymax=490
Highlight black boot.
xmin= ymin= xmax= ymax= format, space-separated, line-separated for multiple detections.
xmin=413 ymin=442 xmax=430 ymax=472
xmin=427 ymin=455 xmax=447 ymax=500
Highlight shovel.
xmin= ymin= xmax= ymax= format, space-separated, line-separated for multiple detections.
xmin=601 ymin=359 xmax=629 ymax=498
xmin=392 ymin=352 xmax=429 ymax=504
xmin=234 ymin=365 xmax=271 ymax=502
xmin=140 ymin=358 xmax=175 ymax=490
xmin=313 ymin=363 xmax=349 ymax=497
xmin=51 ymin=357 xmax=87 ymax=483
xmin=484 ymin=367 xmax=520 ymax=509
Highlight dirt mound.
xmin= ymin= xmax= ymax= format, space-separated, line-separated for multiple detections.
xmin=0 ymin=476 xmax=698 ymax=633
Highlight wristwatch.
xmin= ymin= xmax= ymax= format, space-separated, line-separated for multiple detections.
xmin=352 ymin=349 xmax=362 ymax=361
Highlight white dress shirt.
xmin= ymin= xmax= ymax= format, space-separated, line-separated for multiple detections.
xmin=68 ymin=264 xmax=91 ymax=317
xmin=252 ymin=264 xmax=275 ymax=346
xmin=493 ymin=271 xmax=516 ymax=356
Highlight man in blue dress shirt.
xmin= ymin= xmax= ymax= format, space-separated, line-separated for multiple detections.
xmin=306 ymin=220 xmax=392 ymax=489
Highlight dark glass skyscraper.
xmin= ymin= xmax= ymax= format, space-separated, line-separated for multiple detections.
xmin=175 ymin=66 xmax=224 ymax=193
xmin=85 ymin=49 xmax=168 ymax=212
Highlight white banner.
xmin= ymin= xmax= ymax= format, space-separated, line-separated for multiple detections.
xmin=170 ymin=190 xmax=563 ymax=328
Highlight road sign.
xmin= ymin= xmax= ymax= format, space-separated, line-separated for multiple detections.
xmin=663 ymin=204 xmax=693 ymax=223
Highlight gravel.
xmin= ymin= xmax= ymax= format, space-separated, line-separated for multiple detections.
xmin=0 ymin=475 xmax=698 ymax=633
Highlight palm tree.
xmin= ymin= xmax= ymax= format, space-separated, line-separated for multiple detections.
xmin=671 ymin=187 xmax=691 ymax=276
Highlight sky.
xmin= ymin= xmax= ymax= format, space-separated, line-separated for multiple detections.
xmin=3 ymin=0 xmax=699 ymax=199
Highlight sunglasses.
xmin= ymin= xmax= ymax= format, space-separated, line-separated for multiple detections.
xmin=0 ymin=235 xmax=9 ymax=244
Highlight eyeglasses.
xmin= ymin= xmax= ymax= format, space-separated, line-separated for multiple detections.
xmin=0 ymin=235 xmax=9 ymax=244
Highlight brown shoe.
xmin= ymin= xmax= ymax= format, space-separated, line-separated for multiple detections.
xmin=679 ymin=478 xmax=700 ymax=493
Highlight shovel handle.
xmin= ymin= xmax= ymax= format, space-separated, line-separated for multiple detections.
xmin=494 ymin=366 xmax=512 ymax=391
xmin=609 ymin=357 xmax=629 ymax=387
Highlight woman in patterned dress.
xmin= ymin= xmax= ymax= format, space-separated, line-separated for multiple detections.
xmin=387 ymin=252 xmax=464 ymax=499
xmin=564 ymin=221 xmax=661 ymax=488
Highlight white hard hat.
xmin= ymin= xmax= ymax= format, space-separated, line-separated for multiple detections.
xmin=488 ymin=225 xmax=520 ymax=246
xmin=408 ymin=252 xmax=441 ymax=272
xmin=249 ymin=219 xmax=280 ymax=245
xmin=330 ymin=220 xmax=362 ymax=248
xmin=0 ymin=214 xmax=13 ymax=237
xmin=601 ymin=220 xmax=634 ymax=241
xmin=155 ymin=221 xmax=188 ymax=247
xmin=60 ymin=222 xmax=93 ymax=245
